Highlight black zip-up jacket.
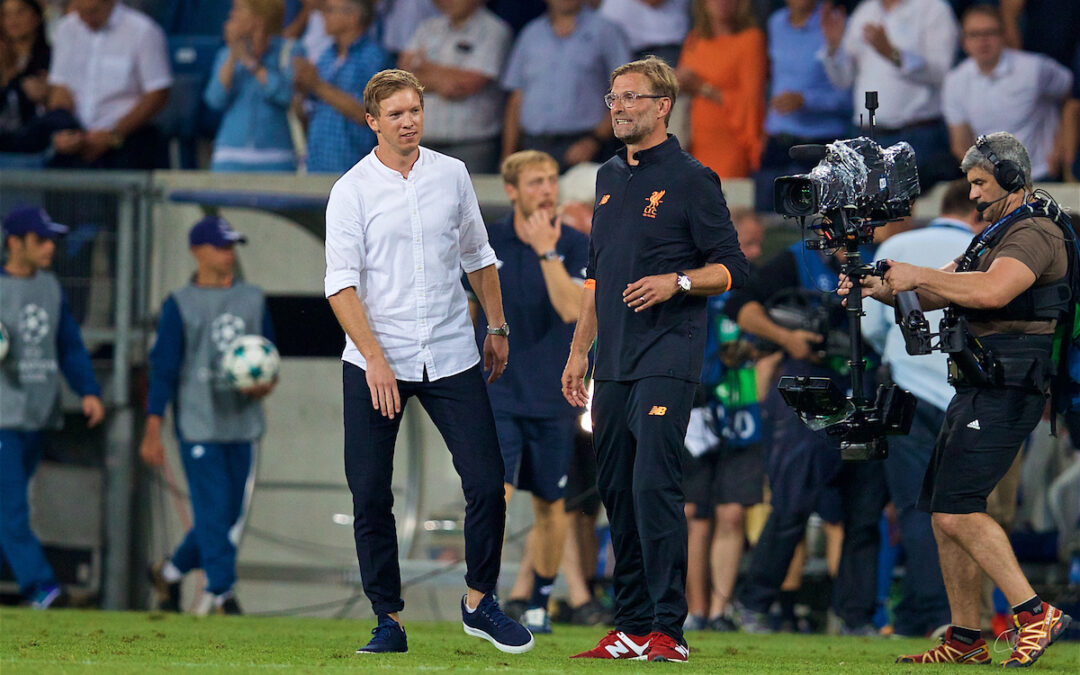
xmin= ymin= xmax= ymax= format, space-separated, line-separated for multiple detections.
xmin=586 ymin=135 xmax=749 ymax=382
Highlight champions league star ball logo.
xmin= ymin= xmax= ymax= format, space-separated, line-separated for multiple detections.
xmin=19 ymin=304 xmax=50 ymax=345
xmin=211 ymin=313 xmax=246 ymax=353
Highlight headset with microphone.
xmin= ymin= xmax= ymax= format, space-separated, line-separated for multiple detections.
xmin=974 ymin=135 xmax=1026 ymax=213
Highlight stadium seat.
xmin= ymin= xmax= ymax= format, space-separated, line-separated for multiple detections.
xmin=0 ymin=151 xmax=48 ymax=169
xmin=158 ymin=35 xmax=224 ymax=169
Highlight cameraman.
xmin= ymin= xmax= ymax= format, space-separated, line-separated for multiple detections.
xmin=861 ymin=179 xmax=982 ymax=638
xmin=727 ymin=242 xmax=888 ymax=635
xmin=845 ymin=131 xmax=1073 ymax=666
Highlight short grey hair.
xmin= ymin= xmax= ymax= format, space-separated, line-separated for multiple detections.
xmin=959 ymin=131 xmax=1032 ymax=189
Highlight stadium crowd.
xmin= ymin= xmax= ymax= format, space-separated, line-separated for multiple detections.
xmin=1 ymin=0 xmax=1079 ymax=666
xmin=0 ymin=0 xmax=1077 ymax=184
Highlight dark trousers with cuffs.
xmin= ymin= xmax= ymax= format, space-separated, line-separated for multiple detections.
xmin=343 ymin=362 xmax=506 ymax=616
xmin=592 ymin=376 xmax=697 ymax=641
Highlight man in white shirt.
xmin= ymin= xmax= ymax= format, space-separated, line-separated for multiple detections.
xmin=323 ymin=69 xmax=533 ymax=656
xmin=598 ymin=0 xmax=690 ymax=65
xmin=399 ymin=0 xmax=512 ymax=174
xmin=820 ymin=0 xmax=958 ymax=189
xmin=46 ymin=0 xmax=172 ymax=169
xmin=863 ymin=180 xmax=983 ymax=638
xmin=943 ymin=5 xmax=1074 ymax=181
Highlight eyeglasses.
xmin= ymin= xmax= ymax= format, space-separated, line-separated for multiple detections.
xmin=604 ymin=91 xmax=666 ymax=109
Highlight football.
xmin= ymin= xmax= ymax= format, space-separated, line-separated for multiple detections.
xmin=0 ymin=321 xmax=8 ymax=361
xmin=221 ymin=335 xmax=280 ymax=389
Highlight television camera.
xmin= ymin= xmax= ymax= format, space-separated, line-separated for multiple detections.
xmin=772 ymin=93 xmax=920 ymax=461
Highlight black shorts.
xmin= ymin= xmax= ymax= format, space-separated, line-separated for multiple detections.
xmin=565 ymin=422 xmax=601 ymax=516
xmin=918 ymin=384 xmax=1045 ymax=514
xmin=683 ymin=444 xmax=765 ymax=516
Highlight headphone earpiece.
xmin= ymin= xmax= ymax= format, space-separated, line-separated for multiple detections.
xmin=975 ymin=135 xmax=1025 ymax=194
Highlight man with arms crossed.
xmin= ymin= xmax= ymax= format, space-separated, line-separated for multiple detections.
xmin=324 ymin=69 xmax=532 ymax=656
xmin=845 ymin=132 xmax=1073 ymax=666
xmin=562 ymin=56 xmax=748 ymax=663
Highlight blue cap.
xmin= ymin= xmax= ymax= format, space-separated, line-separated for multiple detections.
xmin=188 ymin=216 xmax=247 ymax=248
xmin=2 ymin=206 xmax=69 ymax=239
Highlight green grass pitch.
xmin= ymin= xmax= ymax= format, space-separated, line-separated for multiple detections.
xmin=1 ymin=608 xmax=1078 ymax=673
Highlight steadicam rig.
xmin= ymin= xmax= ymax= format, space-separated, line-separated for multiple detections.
xmin=772 ymin=93 xmax=919 ymax=461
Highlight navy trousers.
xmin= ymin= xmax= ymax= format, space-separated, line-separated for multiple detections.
xmin=883 ymin=398 xmax=951 ymax=636
xmin=171 ymin=440 xmax=254 ymax=595
xmin=343 ymin=362 xmax=505 ymax=615
xmin=0 ymin=430 xmax=57 ymax=595
xmin=592 ymin=377 xmax=697 ymax=641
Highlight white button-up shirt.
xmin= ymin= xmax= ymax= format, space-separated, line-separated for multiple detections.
xmin=48 ymin=3 xmax=172 ymax=131
xmin=943 ymin=49 xmax=1073 ymax=180
xmin=324 ymin=147 xmax=497 ymax=382
xmin=820 ymin=0 xmax=958 ymax=128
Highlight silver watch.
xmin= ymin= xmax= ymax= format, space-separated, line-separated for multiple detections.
xmin=676 ymin=273 xmax=692 ymax=293
xmin=487 ymin=322 xmax=510 ymax=337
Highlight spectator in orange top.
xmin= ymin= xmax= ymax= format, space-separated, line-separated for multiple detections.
xmin=676 ymin=0 xmax=766 ymax=178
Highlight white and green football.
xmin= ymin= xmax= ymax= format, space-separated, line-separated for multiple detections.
xmin=222 ymin=335 xmax=280 ymax=389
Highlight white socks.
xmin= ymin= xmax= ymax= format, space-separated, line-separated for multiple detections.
xmin=162 ymin=561 xmax=183 ymax=583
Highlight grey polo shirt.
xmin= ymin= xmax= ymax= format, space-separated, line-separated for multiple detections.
xmin=502 ymin=7 xmax=631 ymax=136
xmin=407 ymin=8 xmax=512 ymax=143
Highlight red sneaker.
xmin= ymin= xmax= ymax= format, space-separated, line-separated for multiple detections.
xmin=895 ymin=626 xmax=990 ymax=664
xmin=1002 ymin=602 xmax=1072 ymax=668
xmin=646 ymin=631 xmax=690 ymax=663
xmin=570 ymin=630 xmax=651 ymax=660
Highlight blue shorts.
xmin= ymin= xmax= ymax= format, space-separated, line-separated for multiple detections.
xmin=494 ymin=412 xmax=576 ymax=502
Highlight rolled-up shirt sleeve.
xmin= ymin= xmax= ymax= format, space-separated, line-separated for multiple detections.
xmin=47 ymin=19 xmax=76 ymax=88
xmin=136 ymin=21 xmax=174 ymax=92
xmin=324 ymin=179 xmax=366 ymax=298
xmin=457 ymin=164 xmax=497 ymax=273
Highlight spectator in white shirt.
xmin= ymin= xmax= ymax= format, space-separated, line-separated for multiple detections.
xmin=399 ymin=0 xmax=512 ymax=174
xmin=46 ymin=0 xmax=171 ymax=168
xmin=943 ymin=5 xmax=1075 ymax=181
xmin=323 ymin=68 xmax=534 ymax=655
xmin=820 ymin=0 xmax=958 ymax=190
xmin=598 ymin=0 xmax=691 ymax=65
xmin=379 ymin=0 xmax=438 ymax=57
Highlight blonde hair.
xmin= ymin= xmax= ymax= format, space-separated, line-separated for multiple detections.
xmin=691 ymin=0 xmax=756 ymax=38
xmin=238 ymin=0 xmax=285 ymax=34
xmin=363 ymin=69 xmax=425 ymax=118
xmin=609 ymin=56 xmax=679 ymax=124
xmin=501 ymin=150 xmax=558 ymax=187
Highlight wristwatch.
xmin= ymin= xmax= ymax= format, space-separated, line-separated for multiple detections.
xmin=487 ymin=322 xmax=510 ymax=337
xmin=675 ymin=273 xmax=692 ymax=294
xmin=539 ymin=249 xmax=564 ymax=262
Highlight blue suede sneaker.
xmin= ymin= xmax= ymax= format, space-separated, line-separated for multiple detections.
xmin=462 ymin=594 xmax=535 ymax=654
xmin=356 ymin=615 xmax=408 ymax=654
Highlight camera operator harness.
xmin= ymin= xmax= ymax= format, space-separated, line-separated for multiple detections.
xmin=896 ymin=196 xmax=1076 ymax=402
